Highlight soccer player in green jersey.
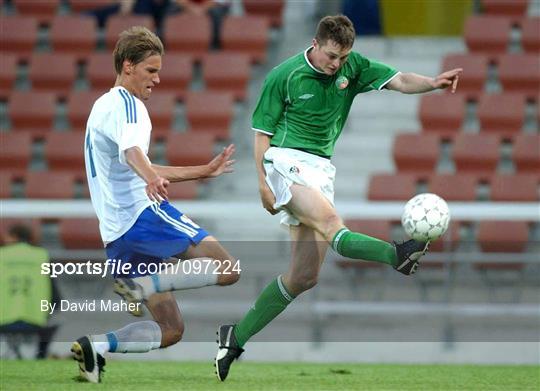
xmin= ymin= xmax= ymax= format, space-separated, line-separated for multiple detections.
xmin=215 ymin=15 xmax=462 ymax=380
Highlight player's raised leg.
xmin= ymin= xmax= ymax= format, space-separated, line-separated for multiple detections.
xmin=215 ymin=224 xmax=326 ymax=381
xmin=287 ymin=184 xmax=428 ymax=275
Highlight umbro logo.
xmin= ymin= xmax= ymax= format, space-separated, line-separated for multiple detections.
xmin=298 ymin=94 xmax=314 ymax=100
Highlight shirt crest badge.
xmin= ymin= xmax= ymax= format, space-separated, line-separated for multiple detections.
xmin=336 ymin=76 xmax=349 ymax=90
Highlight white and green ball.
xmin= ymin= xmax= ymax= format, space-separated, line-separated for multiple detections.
xmin=402 ymin=193 xmax=450 ymax=241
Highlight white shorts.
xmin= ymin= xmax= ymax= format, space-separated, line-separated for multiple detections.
xmin=263 ymin=147 xmax=336 ymax=226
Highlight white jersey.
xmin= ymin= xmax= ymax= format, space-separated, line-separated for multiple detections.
xmin=84 ymin=86 xmax=154 ymax=244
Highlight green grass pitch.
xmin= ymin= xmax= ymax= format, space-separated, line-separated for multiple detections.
xmin=1 ymin=360 xmax=538 ymax=390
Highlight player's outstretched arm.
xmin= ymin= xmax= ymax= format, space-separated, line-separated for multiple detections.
xmin=125 ymin=146 xmax=169 ymax=203
xmin=386 ymin=68 xmax=463 ymax=94
xmin=152 ymin=144 xmax=236 ymax=182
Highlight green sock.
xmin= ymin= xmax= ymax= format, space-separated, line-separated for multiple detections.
xmin=233 ymin=276 xmax=294 ymax=347
xmin=332 ymin=228 xmax=397 ymax=266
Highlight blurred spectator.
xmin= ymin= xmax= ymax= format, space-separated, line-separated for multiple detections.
xmin=0 ymin=224 xmax=59 ymax=359
xmin=174 ymin=0 xmax=231 ymax=49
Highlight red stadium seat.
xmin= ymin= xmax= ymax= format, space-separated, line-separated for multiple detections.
xmin=512 ymin=134 xmax=540 ymax=174
xmin=69 ymin=0 xmax=116 ymax=12
xmin=9 ymin=92 xmax=56 ymax=129
xmin=367 ymin=173 xmax=419 ymax=201
xmin=242 ymin=0 xmax=285 ymax=27
xmin=477 ymin=221 xmax=529 ymax=253
xmin=451 ymin=134 xmax=500 ymax=176
xmin=497 ymin=54 xmax=540 ymax=100
xmin=480 ymin=0 xmax=528 ymax=17
xmin=28 ymin=53 xmax=77 ymax=99
xmin=59 ymin=218 xmax=102 ymax=249
xmin=86 ymin=53 xmax=116 ymax=90
xmin=157 ymin=54 xmax=193 ymax=100
xmin=167 ymin=181 xmax=199 ymax=200
xmin=464 ymin=16 xmax=512 ymax=54
xmin=0 ymin=133 xmax=32 ymax=170
xmin=429 ymin=174 xmax=478 ymax=201
xmin=419 ymin=93 xmax=465 ymax=131
xmin=24 ymin=171 xmax=76 ymax=199
xmin=202 ymin=52 xmax=251 ymax=101
xmin=165 ymin=132 xmax=215 ymax=166
xmin=222 ymin=16 xmax=270 ymax=63
xmin=164 ymin=14 xmax=211 ymax=61
xmin=44 ymin=132 xmax=86 ymax=172
xmin=477 ymin=93 xmax=526 ymax=132
xmin=185 ymin=91 xmax=234 ymax=132
xmin=489 ymin=174 xmax=538 ymax=201
xmin=144 ymin=93 xmax=176 ymax=132
xmin=50 ymin=15 xmax=97 ymax=61
xmin=0 ymin=171 xmax=13 ymax=198
xmin=105 ymin=15 xmax=154 ymax=50
xmin=441 ymin=53 xmax=488 ymax=98
xmin=392 ymin=133 xmax=440 ymax=174
xmin=521 ymin=17 xmax=540 ymax=53
xmin=0 ymin=54 xmax=18 ymax=100
xmin=13 ymin=0 xmax=60 ymax=23
xmin=0 ymin=16 xmax=38 ymax=60
xmin=66 ymin=90 xmax=102 ymax=130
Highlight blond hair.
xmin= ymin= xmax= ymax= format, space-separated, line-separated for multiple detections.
xmin=113 ymin=26 xmax=164 ymax=75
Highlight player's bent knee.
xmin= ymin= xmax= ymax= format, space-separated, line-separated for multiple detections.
xmin=217 ymin=269 xmax=241 ymax=286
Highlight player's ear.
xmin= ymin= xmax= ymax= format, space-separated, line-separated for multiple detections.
xmin=122 ymin=60 xmax=133 ymax=75
xmin=312 ymin=38 xmax=319 ymax=49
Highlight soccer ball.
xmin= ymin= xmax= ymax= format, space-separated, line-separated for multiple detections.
xmin=401 ymin=193 xmax=450 ymax=242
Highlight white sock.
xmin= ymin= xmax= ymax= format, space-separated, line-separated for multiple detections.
xmin=134 ymin=258 xmax=219 ymax=299
xmin=92 ymin=321 xmax=162 ymax=354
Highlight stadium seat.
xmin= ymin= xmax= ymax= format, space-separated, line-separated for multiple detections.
xmin=367 ymin=173 xmax=419 ymax=201
xmin=28 ymin=53 xmax=77 ymax=99
xmin=512 ymin=134 xmax=540 ymax=174
xmin=0 ymin=218 xmax=42 ymax=245
xmin=441 ymin=53 xmax=488 ymax=98
xmin=105 ymin=15 xmax=154 ymax=50
xmin=392 ymin=133 xmax=440 ymax=174
xmin=0 ymin=133 xmax=32 ymax=171
xmin=164 ymin=14 xmax=211 ymax=61
xmin=9 ymin=92 xmax=56 ymax=129
xmin=0 ymin=54 xmax=18 ymax=99
xmin=0 ymin=171 xmax=13 ymax=198
xmin=69 ymin=0 xmax=116 ymax=12
xmin=86 ymin=53 xmax=116 ymax=90
xmin=50 ymin=15 xmax=97 ymax=61
xmin=185 ymin=91 xmax=234 ymax=132
xmin=464 ymin=16 xmax=512 ymax=54
xmin=489 ymin=174 xmax=538 ymax=202
xmin=480 ymin=0 xmax=528 ymax=16
xmin=165 ymin=132 xmax=215 ymax=166
xmin=451 ymin=134 xmax=500 ymax=176
xmin=0 ymin=16 xmax=38 ymax=60
xmin=202 ymin=52 xmax=251 ymax=101
xmin=44 ymin=132 xmax=86 ymax=172
xmin=477 ymin=93 xmax=526 ymax=132
xmin=13 ymin=0 xmax=60 ymax=23
xmin=24 ymin=172 xmax=75 ymax=199
xmin=242 ymin=0 xmax=285 ymax=27
xmin=144 ymin=93 xmax=176 ymax=132
xmin=166 ymin=181 xmax=199 ymax=200
xmin=157 ymin=54 xmax=193 ymax=100
xmin=428 ymin=174 xmax=478 ymax=201
xmin=66 ymin=90 xmax=102 ymax=130
xmin=477 ymin=220 xmax=529 ymax=255
xmin=59 ymin=218 xmax=102 ymax=249
xmin=418 ymin=93 xmax=465 ymax=131
xmin=497 ymin=54 xmax=540 ymax=99
xmin=222 ymin=16 xmax=270 ymax=63
xmin=521 ymin=17 xmax=540 ymax=53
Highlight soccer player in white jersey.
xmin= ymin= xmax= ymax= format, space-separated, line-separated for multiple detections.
xmin=215 ymin=15 xmax=462 ymax=380
xmin=72 ymin=26 xmax=239 ymax=383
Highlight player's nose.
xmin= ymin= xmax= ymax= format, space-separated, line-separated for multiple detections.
xmin=153 ymin=74 xmax=160 ymax=85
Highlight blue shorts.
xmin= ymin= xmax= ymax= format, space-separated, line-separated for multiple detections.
xmin=106 ymin=202 xmax=209 ymax=277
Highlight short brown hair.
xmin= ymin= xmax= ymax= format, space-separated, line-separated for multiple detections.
xmin=113 ymin=26 xmax=164 ymax=75
xmin=315 ymin=15 xmax=355 ymax=49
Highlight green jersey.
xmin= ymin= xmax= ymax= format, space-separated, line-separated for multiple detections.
xmin=252 ymin=48 xmax=398 ymax=157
